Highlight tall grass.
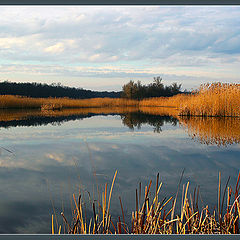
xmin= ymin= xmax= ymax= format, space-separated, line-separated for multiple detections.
xmin=179 ymin=83 xmax=240 ymax=117
xmin=0 ymin=82 xmax=239 ymax=116
xmin=140 ymin=83 xmax=240 ymax=117
xmin=53 ymin=172 xmax=240 ymax=234
xmin=139 ymin=94 xmax=190 ymax=108
xmin=0 ymin=95 xmax=138 ymax=109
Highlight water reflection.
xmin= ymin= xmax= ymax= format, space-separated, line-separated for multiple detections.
xmin=0 ymin=108 xmax=239 ymax=146
xmin=0 ymin=108 xmax=138 ymax=128
xmin=180 ymin=116 xmax=240 ymax=146
xmin=0 ymin=108 xmax=239 ymax=233
xmin=121 ymin=112 xmax=178 ymax=133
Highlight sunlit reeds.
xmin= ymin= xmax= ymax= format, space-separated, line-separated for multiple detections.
xmin=53 ymin=172 xmax=240 ymax=234
xmin=0 ymin=95 xmax=138 ymax=109
xmin=139 ymin=94 xmax=190 ymax=108
xmin=179 ymin=83 xmax=240 ymax=117
xmin=0 ymin=82 xmax=239 ymax=117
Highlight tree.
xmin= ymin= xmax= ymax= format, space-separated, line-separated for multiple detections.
xmin=121 ymin=77 xmax=182 ymax=99
xmin=122 ymin=80 xmax=138 ymax=99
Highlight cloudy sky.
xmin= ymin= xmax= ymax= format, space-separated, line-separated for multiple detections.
xmin=0 ymin=6 xmax=239 ymax=91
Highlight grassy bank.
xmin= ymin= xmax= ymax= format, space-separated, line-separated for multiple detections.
xmin=53 ymin=171 xmax=240 ymax=234
xmin=0 ymin=95 xmax=138 ymax=109
xmin=0 ymin=82 xmax=239 ymax=116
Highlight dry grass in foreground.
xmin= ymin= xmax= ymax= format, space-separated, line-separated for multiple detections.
xmin=52 ymin=171 xmax=240 ymax=234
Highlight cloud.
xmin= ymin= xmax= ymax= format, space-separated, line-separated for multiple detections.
xmin=44 ymin=42 xmax=65 ymax=54
xmin=0 ymin=6 xmax=239 ymax=90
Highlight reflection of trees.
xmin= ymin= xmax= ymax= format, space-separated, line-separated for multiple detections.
xmin=179 ymin=116 xmax=240 ymax=146
xmin=1 ymin=108 xmax=239 ymax=147
xmin=0 ymin=114 xmax=92 ymax=128
xmin=121 ymin=111 xmax=178 ymax=133
xmin=0 ymin=108 xmax=138 ymax=129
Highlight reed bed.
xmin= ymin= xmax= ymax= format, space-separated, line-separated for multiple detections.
xmin=139 ymin=94 xmax=190 ymax=108
xmin=0 ymin=82 xmax=239 ymax=116
xmin=53 ymin=172 xmax=240 ymax=234
xmin=0 ymin=95 xmax=138 ymax=109
xmin=140 ymin=83 xmax=240 ymax=117
xmin=179 ymin=83 xmax=240 ymax=117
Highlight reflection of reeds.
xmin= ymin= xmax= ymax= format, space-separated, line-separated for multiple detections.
xmin=1 ymin=107 xmax=239 ymax=146
xmin=0 ymin=107 xmax=139 ymax=122
xmin=179 ymin=116 xmax=240 ymax=146
xmin=139 ymin=106 xmax=179 ymax=118
xmin=53 ymin=172 xmax=240 ymax=234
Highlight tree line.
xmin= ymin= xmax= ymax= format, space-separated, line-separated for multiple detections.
xmin=121 ymin=77 xmax=183 ymax=99
xmin=0 ymin=81 xmax=121 ymax=99
xmin=0 ymin=77 xmax=184 ymax=99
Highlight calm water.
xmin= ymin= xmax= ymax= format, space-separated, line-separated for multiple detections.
xmin=0 ymin=109 xmax=239 ymax=233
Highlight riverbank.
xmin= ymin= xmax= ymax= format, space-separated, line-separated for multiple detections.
xmin=0 ymin=83 xmax=239 ymax=117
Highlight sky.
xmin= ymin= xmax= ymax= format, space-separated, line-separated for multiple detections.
xmin=0 ymin=6 xmax=239 ymax=91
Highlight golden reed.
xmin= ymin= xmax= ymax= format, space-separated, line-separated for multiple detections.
xmin=140 ymin=83 xmax=240 ymax=117
xmin=1 ymin=82 xmax=238 ymax=116
xmin=179 ymin=83 xmax=240 ymax=117
xmin=53 ymin=172 xmax=240 ymax=234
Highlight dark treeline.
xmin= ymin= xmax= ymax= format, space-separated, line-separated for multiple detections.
xmin=0 ymin=77 xmax=185 ymax=99
xmin=0 ymin=112 xmax=115 ymax=129
xmin=0 ymin=110 xmax=178 ymax=132
xmin=121 ymin=77 xmax=183 ymax=99
xmin=0 ymin=81 xmax=121 ymax=99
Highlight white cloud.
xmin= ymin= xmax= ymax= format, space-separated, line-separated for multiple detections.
xmin=44 ymin=43 xmax=65 ymax=54
xmin=0 ymin=6 xmax=239 ymax=90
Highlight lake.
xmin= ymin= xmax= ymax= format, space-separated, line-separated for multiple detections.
xmin=0 ymin=108 xmax=239 ymax=233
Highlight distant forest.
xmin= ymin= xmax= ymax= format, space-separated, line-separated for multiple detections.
xmin=0 ymin=77 xmax=185 ymax=99
xmin=0 ymin=81 xmax=121 ymax=99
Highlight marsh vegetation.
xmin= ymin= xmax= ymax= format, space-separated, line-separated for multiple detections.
xmin=0 ymin=82 xmax=239 ymax=117
xmin=53 ymin=172 xmax=240 ymax=234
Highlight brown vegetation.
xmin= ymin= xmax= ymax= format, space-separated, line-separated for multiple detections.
xmin=52 ymin=172 xmax=240 ymax=234
xmin=179 ymin=116 xmax=240 ymax=146
xmin=179 ymin=83 xmax=240 ymax=117
xmin=1 ymin=82 xmax=239 ymax=117
xmin=0 ymin=95 xmax=138 ymax=110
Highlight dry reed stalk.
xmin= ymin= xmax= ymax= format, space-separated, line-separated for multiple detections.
xmin=52 ymin=172 xmax=240 ymax=234
xmin=179 ymin=83 xmax=240 ymax=117
xmin=1 ymin=82 xmax=239 ymax=117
